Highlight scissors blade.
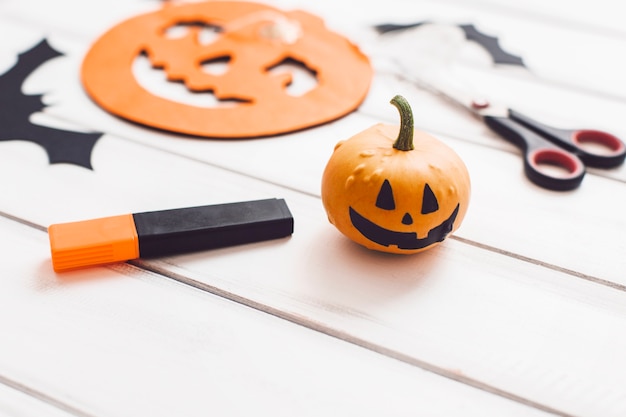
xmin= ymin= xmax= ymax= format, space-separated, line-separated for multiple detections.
xmin=398 ymin=64 xmax=509 ymax=119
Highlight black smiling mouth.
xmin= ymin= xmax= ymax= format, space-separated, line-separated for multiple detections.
xmin=349 ymin=204 xmax=460 ymax=250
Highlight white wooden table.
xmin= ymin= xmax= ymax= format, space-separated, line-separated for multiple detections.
xmin=1 ymin=1 xmax=625 ymax=416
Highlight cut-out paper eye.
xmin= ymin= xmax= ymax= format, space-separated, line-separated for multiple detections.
xmin=322 ymin=95 xmax=471 ymax=254
xmin=81 ymin=1 xmax=373 ymax=138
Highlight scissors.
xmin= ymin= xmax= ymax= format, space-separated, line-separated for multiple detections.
xmin=403 ymin=72 xmax=626 ymax=191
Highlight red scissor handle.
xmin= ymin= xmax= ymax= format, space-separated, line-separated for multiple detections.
xmin=509 ymin=110 xmax=626 ymax=168
xmin=570 ymin=129 xmax=626 ymax=167
xmin=526 ymin=147 xmax=585 ymax=191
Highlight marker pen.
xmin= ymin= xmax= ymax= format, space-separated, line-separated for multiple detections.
xmin=48 ymin=198 xmax=294 ymax=272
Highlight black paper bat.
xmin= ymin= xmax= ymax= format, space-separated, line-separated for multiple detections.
xmin=375 ymin=22 xmax=526 ymax=67
xmin=0 ymin=39 xmax=102 ymax=170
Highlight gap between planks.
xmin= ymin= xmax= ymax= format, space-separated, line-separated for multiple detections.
xmin=0 ymin=374 xmax=96 ymax=417
xmin=451 ymin=235 xmax=626 ymax=292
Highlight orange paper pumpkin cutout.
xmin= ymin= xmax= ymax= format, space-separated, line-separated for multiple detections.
xmin=81 ymin=1 xmax=373 ymax=138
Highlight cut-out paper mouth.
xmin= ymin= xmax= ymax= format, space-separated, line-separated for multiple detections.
xmin=349 ymin=204 xmax=459 ymax=250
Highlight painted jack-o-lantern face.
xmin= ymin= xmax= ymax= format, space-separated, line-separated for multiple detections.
xmin=81 ymin=1 xmax=372 ymax=138
xmin=322 ymin=96 xmax=471 ymax=254
xmin=349 ymin=179 xmax=460 ymax=250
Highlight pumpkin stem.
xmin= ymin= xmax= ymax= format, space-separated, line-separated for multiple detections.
xmin=390 ymin=95 xmax=414 ymax=151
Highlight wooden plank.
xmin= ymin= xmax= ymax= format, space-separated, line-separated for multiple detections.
xmin=0 ymin=2 xmax=624 ymax=417
xmin=0 ymin=216 xmax=556 ymax=417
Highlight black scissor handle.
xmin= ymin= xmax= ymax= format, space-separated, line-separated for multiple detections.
xmin=484 ymin=115 xmax=586 ymax=191
xmin=509 ymin=109 xmax=626 ymax=168
xmin=525 ymin=147 xmax=585 ymax=191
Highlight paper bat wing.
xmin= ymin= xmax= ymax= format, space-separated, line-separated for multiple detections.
xmin=375 ymin=21 xmax=526 ymax=67
xmin=0 ymin=39 xmax=102 ymax=170
xmin=459 ymin=24 xmax=525 ymax=67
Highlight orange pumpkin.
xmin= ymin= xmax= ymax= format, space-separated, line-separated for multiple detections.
xmin=321 ymin=95 xmax=471 ymax=254
xmin=81 ymin=1 xmax=372 ymax=138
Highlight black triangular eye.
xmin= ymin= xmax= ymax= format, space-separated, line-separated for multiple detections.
xmin=421 ymin=183 xmax=439 ymax=214
xmin=376 ymin=179 xmax=395 ymax=210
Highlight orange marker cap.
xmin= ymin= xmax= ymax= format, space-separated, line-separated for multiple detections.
xmin=48 ymin=214 xmax=139 ymax=272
